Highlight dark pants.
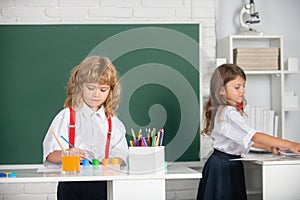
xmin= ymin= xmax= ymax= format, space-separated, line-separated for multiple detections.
xmin=197 ymin=149 xmax=247 ymax=200
xmin=57 ymin=181 xmax=107 ymax=200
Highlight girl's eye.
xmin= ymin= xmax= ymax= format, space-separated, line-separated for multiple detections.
xmin=100 ymin=88 xmax=109 ymax=92
xmin=235 ymin=84 xmax=245 ymax=89
xmin=87 ymin=86 xmax=95 ymax=90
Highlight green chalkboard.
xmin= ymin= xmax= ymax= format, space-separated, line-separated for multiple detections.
xmin=0 ymin=24 xmax=200 ymax=164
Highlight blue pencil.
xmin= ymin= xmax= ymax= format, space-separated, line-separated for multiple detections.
xmin=60 ymin=135 xmax=75 ymax=148
xmin=159 ymin=129 xmax=164 ymax=146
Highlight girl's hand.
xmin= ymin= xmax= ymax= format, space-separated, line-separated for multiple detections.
xmin=287 ymin=143 xmax=300 ymax=156
xmin=271 ymin=147 xmax=280 ymax=155
xmin=271 ymin=147 xmax=286 ymax=155
xmin=79 ymin=149 xmax=87 ymax=161
xmin=69 ymin=148 xmax=87 ymax=161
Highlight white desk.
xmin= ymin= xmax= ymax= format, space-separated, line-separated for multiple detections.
xmin=243 ymin=153 xmax=300 ymax=200
xmin=0 ymin=163 xmax=202 ymax=200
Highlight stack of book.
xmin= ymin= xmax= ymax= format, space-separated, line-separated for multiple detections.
xmin=244 ymin=105 xmax=278 ymax=137
xmin=233 ymin=48 xmax=279 ymax=70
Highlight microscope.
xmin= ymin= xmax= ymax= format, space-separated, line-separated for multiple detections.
xmin=239 ymin=0 xmax=263 ymax=35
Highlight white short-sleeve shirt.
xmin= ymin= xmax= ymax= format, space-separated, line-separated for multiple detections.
xmin=211 ymin=106 xmax=256 ymax=155
xmin=43 ymin=103 xmax=129 ymax=163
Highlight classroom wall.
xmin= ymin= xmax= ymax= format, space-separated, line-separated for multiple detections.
xmin=0 ymin=0 xmax=212 ymax=199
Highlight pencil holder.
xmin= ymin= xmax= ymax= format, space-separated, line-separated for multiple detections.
xmin=128 ymin=146 xmax=165 ymax=174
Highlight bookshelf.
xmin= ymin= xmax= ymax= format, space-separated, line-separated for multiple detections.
xmin=224 ymin=35 xmax=300 ymax=140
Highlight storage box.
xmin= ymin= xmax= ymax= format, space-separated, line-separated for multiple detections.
xmin=284 ymin=92 xmax=299 ymax=109
xmin=128 ymin=146 xmax=165 ymax=174
xmin=287 ymin=58 xmax=298 ymax=71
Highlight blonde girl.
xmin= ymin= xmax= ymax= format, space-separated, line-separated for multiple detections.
xmin=43 ymin=56 xmax=128 ymax=200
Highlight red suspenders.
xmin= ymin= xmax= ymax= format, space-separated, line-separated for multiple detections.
xmin=68 ymin=107 xmax=112 ymax=159
xmin=105 ymin=117 xmax=112 ymax=159
xmin=69 ymin=107 xmax=75 ymax=149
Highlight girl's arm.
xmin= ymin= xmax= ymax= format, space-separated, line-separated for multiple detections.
xmin=251 ymin=132 xmax=300 ymax=155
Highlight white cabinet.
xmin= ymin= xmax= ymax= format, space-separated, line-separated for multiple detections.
xmin=224 ymin=35 xmax=300 ymax=140
xmin=244 ymin=157 xmax=300 ymax=200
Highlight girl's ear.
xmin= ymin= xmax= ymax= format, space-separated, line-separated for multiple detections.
xmin=220 ymin=86 xmax=226 ymax=96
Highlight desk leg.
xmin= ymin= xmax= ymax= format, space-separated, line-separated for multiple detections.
xmin=110 ymin=179 xmax=165 ymax=200
xmin=107 ymin=181 xmax=113 ymax=200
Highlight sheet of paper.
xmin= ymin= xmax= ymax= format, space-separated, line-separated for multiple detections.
xmin=230 ymin=152 xmax=300 ymax=161
xmin=37 ymin=167 xmax=61 ymax=173
xmin=230 ymin=154 xmax=282 ymax=161
xmin=37 ymin=161 xmax=61 ymax=172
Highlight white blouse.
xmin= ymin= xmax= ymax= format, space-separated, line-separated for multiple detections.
xmin=211 ymin=106 xmax=256 ymax=155
xmin=43 ymin=103 xmax=129 ymax=163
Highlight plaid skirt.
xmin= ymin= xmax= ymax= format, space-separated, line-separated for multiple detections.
xmin=197 ymin=149 xmax=247 ymax=200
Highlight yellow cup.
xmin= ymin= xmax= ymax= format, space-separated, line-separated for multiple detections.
xmin=111 ymin=158 xmax=120 ymax=174
xmin=111 ymin=158 xmax=119 ymax=165
xmin=62 ymin=149 xmax=80 ymax=174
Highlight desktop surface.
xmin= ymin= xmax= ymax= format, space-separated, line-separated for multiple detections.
xmin=0 ymin=163 xmax=202 ymax=183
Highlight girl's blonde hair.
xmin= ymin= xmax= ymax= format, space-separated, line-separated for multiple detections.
xmin=64 ymin=56 xmax=121 ymax=116
xmin=201 ymin=63 xmax=246 ymax=135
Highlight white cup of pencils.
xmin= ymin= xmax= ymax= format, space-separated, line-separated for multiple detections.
xmin=129 ymin=128 xmax=164 ymax=147
xmin=128 ymin=128 xmax=165 ymax=174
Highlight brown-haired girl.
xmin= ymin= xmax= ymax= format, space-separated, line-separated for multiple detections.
xmin=197 ymin=63 xmax=300 ymax=200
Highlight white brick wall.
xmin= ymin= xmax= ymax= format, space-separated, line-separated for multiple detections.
xmin=0 ymin=0 xmax=216 ymax=60
xmin=0 ymin=0 xmax=215 ymax=199
xmin=0 ymin=182 xmax=57 ymax=200
xmin=14 ymin=0 xmax=58 ymax=7
xmin=60 ymin=0 xmax=99 ymax=7
xmin=89 ymin=8 xmax=133 ymax=18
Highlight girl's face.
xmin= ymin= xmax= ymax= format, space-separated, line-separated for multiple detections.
xmin=224 ymin=75 xmax=245 ymax=104
xmin=82 ymin=83 xmax=110 ymax=111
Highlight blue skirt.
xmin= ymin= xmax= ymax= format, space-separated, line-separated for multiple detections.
xmin=197 ymin=149 xmax=247 ymax=200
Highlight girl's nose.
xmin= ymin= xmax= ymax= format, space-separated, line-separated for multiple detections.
xmin=241 ymin=87 xmax=245 ymax=94
xmin=94 ymin=88 xmax=101 ymax=96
